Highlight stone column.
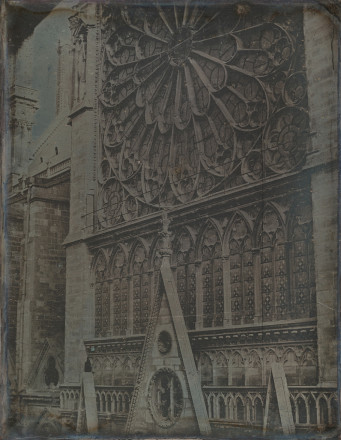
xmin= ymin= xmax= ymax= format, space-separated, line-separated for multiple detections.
xmin=64 ymin=4 xmax=99 ymax=383
xmin=311 ymin=167 xmax=338 ymax=386
xmin=222 ymin=256 xmax=231 ymax=326
xmin=195 ymin=260 xmax=203 ymax=329
xmin=253 ymin=249 xmax=262 ymax=324
xmin=304 ymin=8 xmax=338 ymax=387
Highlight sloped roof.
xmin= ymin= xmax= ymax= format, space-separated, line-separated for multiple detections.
xmin=28 ymin=109 xmax=71 ymax=177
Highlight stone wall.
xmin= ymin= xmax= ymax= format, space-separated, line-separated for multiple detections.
xmin=15 ymin=180 xmax=69 ymax=388
xmin=6 ymin=203 xmax=24 ymax=365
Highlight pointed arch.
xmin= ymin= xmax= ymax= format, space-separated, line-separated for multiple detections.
xmin=173 ymin=227 xmax=196 ymax=329
xmin=283 ymin=349 xmax=299 ymax=385
xmin=330 ymin=395 xmax=338 ymax=427
xmin=288 ymin=199 xmax=316 ymax=319
xmin=226 ymin=212 xmax=255 ymax=324
xmin=300 ymin=348 xmax=317 ymax=385
xmin=199 ymin=352 xmax=213 ymax=386
xmin=93 ymin=250 xmax=110 ymax=337
xmin=236 ymin=395 xmax=245 ymax=422
xmin=308 ymin=394 xmax=317 ymax=425
xmin=318 ymin=395 xmax=328 ymax=426
xmin=110 ymin=245 xmax=129 ymax=335
xmin=297 ymin=395 xmax=307 ymax=424
xmin=113 ymin=357 xmax=124 ymax=386
xmin=102 ymin=358 xmax=113 ymax=386
xmin=129 ymin=240 xmax=150 ymax=334
xmin=264 ymin=349 xmax=278 ymax=383
xmin=92 ymin=250 xmax=108 ymax=282
xmin=123 ymin=357 xmax=134 ymax=385
xmin=230 ymin=352 xmax=245 ymax=386
xmin=197 ymin=220 xmax=223 ymax=327
xmin=218 ymin=395 xmax=226 ymax=419
xmin=246 ymin=350 xmax=262 ymax=386
xmin=254 ymin=396 xmax=264 ymax=426
xmin=245 ymin=395 xmax=252 ymax=423
xmin=215 ymin=352 xmax=228 ymax=386
xmin=256 ymin=204 xmax=289 ymax=321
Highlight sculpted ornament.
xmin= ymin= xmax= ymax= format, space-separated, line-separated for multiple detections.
xmin=97 ymin=4 xmax=309 ymax=227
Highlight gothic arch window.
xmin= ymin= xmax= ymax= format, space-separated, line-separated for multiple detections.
xmin=290 ymin=202 xmax=316 ymax=318
xmin=245 ymin=397 xmax=252 ymax=422
xmin=107 ymin=395 xmax=112 ymax=413
xmin=102 ymin=359 xmax=112 ymax=386
xmin=123 ymin=358 xmax=134 ymax=385
xmin=112 ymin=394 xmax=117 ymax=413
xmin=230 ymin=352 xmax=245 ymax=386
xmin=265 ymin=349 xmax=278 ymax=383
xmin=308 ymin=395 xmax=317 ymax=425
xmin=92 ymin=358 xmax=102 ymax=385
xmin=209 ymin=395 xmax=215 ymax=419
xmin=218 ymin=396 xmax=226 ymax=419
xmin=111 ymin=247 xmax=129 ymax=336
xmin=151 ymin=238 xmax=162 ymax=302
xmin=297 ymin=396 xmax=307 ymax=424
xmin=131 ymin=243 xmax=149 ymax=334
xmin=118 ymin=394 xmax=123 ymax=412
xmin=319 ymin=397 xmax=328 ymax=426
xmin=101 ymin=393 xmax=106 ymax=413
xmin=94 ymin=252 xmax=110 ymax=337
xmin=215 ymin=352 xmax=228 ymax=386
xmin=300 ymin=349 xmax=317 ymax=385
xmin=124 ymin=394 xmax=130 ymax=413
xmin=255 ymin=397 xmax=264 ymax=426
xmin=283 ymin=349 xmax=299 ymax=385
xmin=200 ymin=224 xmax=223 ymax=327
xmin=236 ymin=396 xmax=245 ymax=422
xmin=257 ymin=207 xmax=288 ymax=321
xmin=44 ymin=356 xmax=59 ymax=388
xmin=113 ymin=358 xmax=124 ymax=386
xmin=173 ymin=229 xmax=196 ymax=329
xmin=199 ymin=353 xmax=213 ymax=386
xmin=229 ymin=215 xmax=255 ymax=324
xmin=227 ymin=396 xmax=233 ymax=420
xmin=330 ymin=397 xmax=338 ymax=426
xmin=290 ymin=397 xmax=296 ymax=424
xmin=246 ymin=351 xmax=262 ymax=386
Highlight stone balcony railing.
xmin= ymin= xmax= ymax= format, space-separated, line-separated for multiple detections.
xmin=59 ymin=383 xmax=337 ymax=430
xmin=59 ymin=384 xmax=134 ymax=417
xmin=203 ymin=386 xmax=338 ymax=428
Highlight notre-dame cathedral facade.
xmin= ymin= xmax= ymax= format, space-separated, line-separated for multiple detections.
xmin=5 ymin=1 xmax=339 ymax=437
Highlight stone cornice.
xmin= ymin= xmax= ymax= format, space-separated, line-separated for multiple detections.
xmin=190 ymin=319 xmax=317 ymax=350
xmin=84 ymin=334 xmax=145 ymax=355
xmin=83 ymin=320 xmax=316 ymax=355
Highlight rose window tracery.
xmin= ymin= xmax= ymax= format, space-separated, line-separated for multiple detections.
xmin=98 ymin=4 xmax=309 ymax=227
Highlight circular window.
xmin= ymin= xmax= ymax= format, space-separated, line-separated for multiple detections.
xmin=148 ymin=368 xmax=184 ymax=428
xmin=157 ymin=331 xmax=172 ymax=354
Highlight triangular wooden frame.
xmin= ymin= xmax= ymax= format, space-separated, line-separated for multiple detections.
xmin=125 ymin=256 xmax=211 ymax=436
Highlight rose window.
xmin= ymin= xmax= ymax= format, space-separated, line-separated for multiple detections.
xmin=98 ymin=4 xmax=309 ymax=227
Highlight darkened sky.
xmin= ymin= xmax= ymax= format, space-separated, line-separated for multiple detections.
xmin=12 ymin=2 xmax=75 ymax=142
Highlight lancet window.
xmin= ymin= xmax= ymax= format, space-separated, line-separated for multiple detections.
xmin=94 ymin=252 xmax=110 ymax=337
xmin=290 ymin=203 xmax=316 ymax=318
xmin=201 ymin=225 xmax=223 ymax=328
xmin=173 ymin=230 xmax=196 ymax=330
xmin=258 ymin=207 xmax=288 ymax=321
xmin=111 ymin=247 xmax=129 ymax=336
xmin=131 ymin=244 xmax=149 ymax=334
xmin=229 ymin=216 xmax=255 ymax=325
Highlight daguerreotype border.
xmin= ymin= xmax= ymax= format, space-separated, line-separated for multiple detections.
xmin=1 ymin=0 xmax=340 ymax=438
